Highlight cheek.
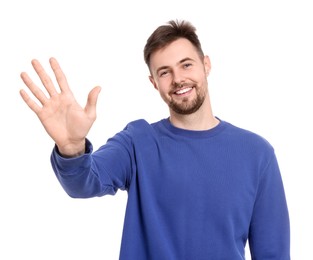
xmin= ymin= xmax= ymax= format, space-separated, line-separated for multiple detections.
xmin=157 ymin=85 xmax=172 ymax=97
xmin=159 ymin=77 xmax=173 ymax=89
xmin=157 ymin=85 xmax=172 ymax=101
xmin=196 ymin=71 xmax=208 ymax=86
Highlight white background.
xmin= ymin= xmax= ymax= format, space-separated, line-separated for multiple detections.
xmin=1 ymin=0 xmax=312 ymax=259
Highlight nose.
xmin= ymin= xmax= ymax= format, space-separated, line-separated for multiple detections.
xmin=172 ymin=70 xmax=185 ymax=88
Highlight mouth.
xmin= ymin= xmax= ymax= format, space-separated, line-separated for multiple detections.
xmin=174 ymin=87 xmax=193 ymax=96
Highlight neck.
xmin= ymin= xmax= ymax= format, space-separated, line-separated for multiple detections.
xmin=169 ymin=98 xmax=219 ymax=131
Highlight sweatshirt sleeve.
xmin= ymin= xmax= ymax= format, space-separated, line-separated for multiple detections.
xmin=50 ymin=134 xmax=134 ymax=198
xmin=248 ymin=152 xmax=290 ymax=259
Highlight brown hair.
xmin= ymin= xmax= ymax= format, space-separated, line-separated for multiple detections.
xmin=143 ymin=20 xmax=204 ymax=68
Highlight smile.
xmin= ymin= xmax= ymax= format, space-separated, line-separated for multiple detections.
xmin=174 ymin=87 xmax=193 ymax=95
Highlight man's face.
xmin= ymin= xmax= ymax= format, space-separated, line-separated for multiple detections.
xmin=149 ymin=38 xmax=211 ymax=115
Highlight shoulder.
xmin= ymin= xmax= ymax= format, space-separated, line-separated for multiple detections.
xmin=120 ymin=119 xmax=165 ymax=140
xmin=124 ymin=119 xmax=159 ymax=131
xmin=222 ymin=119 xmax=275 ymax=155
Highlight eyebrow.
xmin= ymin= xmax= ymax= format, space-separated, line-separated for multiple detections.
xmin=155 ymin=57 xmax=195 ymax=75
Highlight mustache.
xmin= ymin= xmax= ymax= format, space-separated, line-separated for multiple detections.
xmin=173 ymin=82 xmax=194 ymax=89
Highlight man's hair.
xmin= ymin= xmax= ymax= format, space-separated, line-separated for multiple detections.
xmin=144 ymin=20 xmax=204 ymax=68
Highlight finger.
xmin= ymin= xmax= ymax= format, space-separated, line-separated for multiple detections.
xmin=85 ymin=86 xmax=101 ymax=118
xmin=19 ymin=89 xmax=42 ymax=114
xmin=49 ymin=57 xmax=71 ymax=93
xmin=20 ymin=72 xmax=49 ymax=105
xmin=31 ymin=59 xmax=59 ymax=97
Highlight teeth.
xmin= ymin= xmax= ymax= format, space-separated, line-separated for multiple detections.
xmin=175 ymin=87 xmax=192 ymax=95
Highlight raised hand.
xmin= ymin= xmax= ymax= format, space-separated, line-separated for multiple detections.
xmin=20 ymin=57 xmax=101 ymax=157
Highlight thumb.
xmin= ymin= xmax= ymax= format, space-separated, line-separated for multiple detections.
xmin=85 ymin=86 xmax=101 ymax=117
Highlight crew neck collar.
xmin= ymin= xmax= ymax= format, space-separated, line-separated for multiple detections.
xmin=161 ymin=117 xmax=227 ymax=139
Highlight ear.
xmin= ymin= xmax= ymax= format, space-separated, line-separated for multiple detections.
xmin=149 ymin=75 xmax=159 ymax=90
xmin=203 ymin=55 xmax=211 ymax=76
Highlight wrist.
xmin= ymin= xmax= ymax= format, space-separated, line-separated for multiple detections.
xmin=57 ymin=140 xmax=86 ymax=158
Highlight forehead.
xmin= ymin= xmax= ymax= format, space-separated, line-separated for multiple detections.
xmin=150 ymin=38 xmax=200 ymax=70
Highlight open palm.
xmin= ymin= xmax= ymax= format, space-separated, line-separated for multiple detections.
xmin=20 ymin=57 xmax=101 ymax=156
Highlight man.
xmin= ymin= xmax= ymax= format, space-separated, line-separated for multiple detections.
xmin=20 ymin=20 xmax=290 ymax=259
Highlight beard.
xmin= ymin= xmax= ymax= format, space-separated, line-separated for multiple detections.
xmin=168 ymin=86 xmax=206 ymax=115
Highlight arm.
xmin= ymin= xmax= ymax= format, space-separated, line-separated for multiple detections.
xmin=20 ymin=58 xmax=134 ymax=198
xmin=248 ymin=154 xmax=290 ymax=259
xmin=51 ymin=134 xmax=134 ymax=198
xmin=50 ymin=139 xmax=118 ymax=198
xmin=19 ymin=57 xmax=101 ymax=157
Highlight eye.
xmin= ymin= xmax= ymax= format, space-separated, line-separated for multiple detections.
xmin=183 ymin=63 xmax=192 ymax=69
xmin=159 ymin=70 xmax=169 ymax=77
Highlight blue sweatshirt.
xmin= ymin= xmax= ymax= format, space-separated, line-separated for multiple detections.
xmin=51 ymin=118 xmax=290 ymax=259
